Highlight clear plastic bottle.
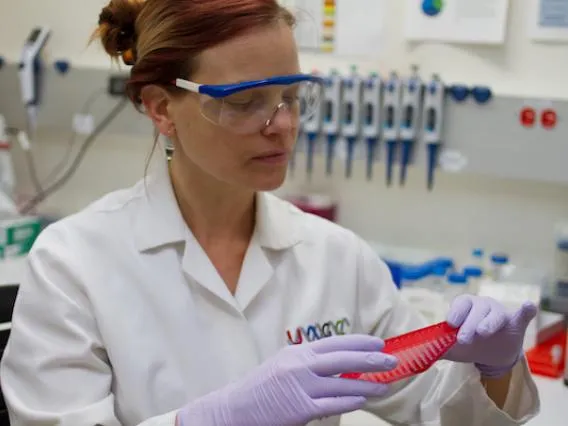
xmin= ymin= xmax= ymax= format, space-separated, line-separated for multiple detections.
xmin=489 ymin=253 xmax=509 ymax=282
xmin=445 ymin=273 xmax=469 ymax=301
xmin=471 ymin=248 xmax=484 ymax=264
xmin=463 ymin=266 xmax=483 ymax=295
xmin=430 ymin=265 xmax=448 ymax=291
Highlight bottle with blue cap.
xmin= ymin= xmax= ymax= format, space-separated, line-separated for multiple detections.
xmin=445 ymin=272 xmax=469 ymax=301
xmin=471 ymin=248 xmax=485 ymax=270
xmin=490 ymin=252 xmax=509 ymax=282
xmin=430 ymin=264 xmax=448 ymax=291
xmin=463 ymin=265 xmax=483 ymax=295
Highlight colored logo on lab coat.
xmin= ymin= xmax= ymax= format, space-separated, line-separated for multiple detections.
xmin=286 ymin=317 xmax=351 ymax=345
xmin=422 ymin=0 xmax=444 ymax=17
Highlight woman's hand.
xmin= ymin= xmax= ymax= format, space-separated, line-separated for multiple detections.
xmin=177 ymin=335 xmax=398 ymax=426
xmin=444 ymin=295 xmax=537 ymax=378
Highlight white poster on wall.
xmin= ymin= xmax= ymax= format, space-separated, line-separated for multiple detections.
xmin=529 ymin=0 xmax=568 ymax=42
xmin=283 ymin=0 xmax=387 ymax=57
xmin=404 ymin=0 xmax=510 ymax=44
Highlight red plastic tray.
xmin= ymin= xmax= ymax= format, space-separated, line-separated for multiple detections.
xmin=341 ymin=322 xmax=459 ymax=384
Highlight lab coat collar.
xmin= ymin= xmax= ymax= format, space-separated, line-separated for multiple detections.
xmin=134 ymin=160 xmax=304 ymax=311
xmin=254 ymin=191 xmax=304 ymax=251
xmin=134 ymin=159 xmax=187 ymax=252
xmin=135 ymin=158 xmax=304 ymax=253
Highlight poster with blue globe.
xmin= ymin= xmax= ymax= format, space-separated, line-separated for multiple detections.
xmin=405 ymin=0 xmax=510 ymax=44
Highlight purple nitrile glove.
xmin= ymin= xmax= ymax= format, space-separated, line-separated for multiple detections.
xmin=443 ymin=294 xmax=538 ymax=378
xmin=177 ymin=335 xmax=398 ymax=426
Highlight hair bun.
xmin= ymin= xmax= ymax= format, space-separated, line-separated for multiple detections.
xmin=96 ymin=0 xmax=146 ymax=65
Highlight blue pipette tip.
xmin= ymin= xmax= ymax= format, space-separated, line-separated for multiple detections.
xmin=326 ymin=134 xmax=337 ymax=176
xmin=306 ymin=132 xmax=317 ymax=178
xmin=427 ymin=143 xmax=440 ymax=191
xmin=366 ymin=138 xmax=377 ymax=180
xmin=346 ymin=137 xmax=359 ymax=179
xmin=400 ymin=140 xmax=413 ymax=186
xmin=386 ymin=140 xmax=397 ymax=187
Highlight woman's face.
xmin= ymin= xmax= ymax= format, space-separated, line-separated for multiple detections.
xmin=168 ymin=21 xmax=301 ymax=192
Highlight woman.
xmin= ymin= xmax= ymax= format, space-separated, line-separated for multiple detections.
xmin=1 ymin=1 xmax=539 ymax=425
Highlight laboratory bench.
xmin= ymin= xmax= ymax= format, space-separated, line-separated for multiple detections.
xmin=0 ymin=257 xmax=566 ymax=426
xmin=340 ymin=375 xmax=568 ymax=425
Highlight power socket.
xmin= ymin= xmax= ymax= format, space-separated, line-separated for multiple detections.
xmin=108 ymin=74 xmax=129 ymax=97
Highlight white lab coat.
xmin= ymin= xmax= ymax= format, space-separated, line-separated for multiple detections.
xmin=1 ymin=159 xmax=539 ymax=426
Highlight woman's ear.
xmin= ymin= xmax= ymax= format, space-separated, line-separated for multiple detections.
xmin=140 ymin=85 xmax=175 ymax=136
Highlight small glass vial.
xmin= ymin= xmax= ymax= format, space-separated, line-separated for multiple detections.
xmin=430 ymin=265 xmax=448 ymax=291
xmin=463 ymin=266 xmax=483 ymax=295
xmin=490 ymin=253 xmax=509 ymax=282
xmin=445 ymin=273 xmax=469 ymax=301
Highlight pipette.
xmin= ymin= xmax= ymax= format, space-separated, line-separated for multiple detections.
xmin=291 ymin=84 xmax=310 ymax=177
xmin=362 ymin=72 xmax=382 ymax=180
xmin=382 ymin=72 xmax=402 ymax=187
xmin=19 ymin=26 xmax=51 ymax=136
xmin=302 ymin=70 xmax=324 ymax=179
xmin=422 ymin=74 xmax=445 ymax=191
xmin=399 ymin=66 xmax=422 ymax=186
xmin=341 ymin=66 xmax=363 ymax=178
xmin=340 ymin=321 xmax=459 ymax=384
xmin=322 ymin=69 xmax=343 ymax=176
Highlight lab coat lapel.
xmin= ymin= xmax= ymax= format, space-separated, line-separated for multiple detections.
xmin=235 ymin=234 xmax=274 ymax=311
xmin=181 ymin=228 xmax=239 ymax=312
xmin=235 ymin=193 xmax=304 ymax=310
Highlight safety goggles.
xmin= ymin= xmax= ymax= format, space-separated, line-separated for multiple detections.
xmin=175 ymin=74 xmax=323 ymax=135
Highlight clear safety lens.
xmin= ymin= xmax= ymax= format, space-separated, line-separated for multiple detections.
xmin=198 ymin=80 xmax=322 ymax=135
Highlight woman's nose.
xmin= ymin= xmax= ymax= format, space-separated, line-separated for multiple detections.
xmin=263 ymin=103 xmax=294 ymax=134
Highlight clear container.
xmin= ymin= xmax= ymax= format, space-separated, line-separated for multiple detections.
xmin=463 ymin=265 xmax=483 ymax=294
xmin=445 ymin=272 xmax=469 ymax=301
xmin=430 ymin=265 xmax=448 ymax=291
xmin=471 ymin=248 xmax=485 ymax=270
xmin=490 ymin=253 xmax=509 ymax=281
xmin=554 ymin=223 xmax=568 ymax=290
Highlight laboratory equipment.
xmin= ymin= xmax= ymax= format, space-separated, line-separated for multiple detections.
xmin=526 ymin=326 xmax=566 ymax=379
xmin=430 ymin=265 xmax=448 ymax=290
xmin=340 ymin=66 xmax=363 ymax=178
xmin=18 ymin=26 xmax=51 ymax=135
xmin=361 ymin=72 xmax=382 ymax=180
xmin=399 ymin=66 xmax=423 ymax=186
xmin=382 ymin=71 xmax=402 ymax=187
xmin=421 ymin=74 xmax=445 ymax=190
xmin=0 ymin=117 xmax=17 ymax=219
xmin=322 ymin=69 xmax=343 ymax=176
xmin=554 ymin=223 xmax=568 ymax=291
xmin=565 ymin=330 xmax=568 ymax=387
xmin=445 ymin=273 xmax=469 ymax=301
xmin=490 ymin=253 xmax=509 ymax=281
xmin=302 ymin=70 xmax=324 ymax=179
xmin=287 ymin=194 xmax=337 ymax=222
xmin=471 ymin=248 xmax=485 ymax=267
xmin=340 ymin=321 xmax=459 ymax=384
xmin=463 ymin=266 xmax=483 ymax=294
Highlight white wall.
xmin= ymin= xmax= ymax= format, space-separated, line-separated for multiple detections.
xmin=1 ymin=0 xmax=568 ymax=270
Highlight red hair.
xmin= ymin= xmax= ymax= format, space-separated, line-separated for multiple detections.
xmin=95 ymin=0 xmax=296 ymax=108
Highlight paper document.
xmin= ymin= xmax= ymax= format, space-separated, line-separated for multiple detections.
xmin=283 ymin=0 xmax=386 ymax=56
xmin=404 ymin=0 xmax=510 ymax=44
xmin=529 ymin=0 xmax=568 ymax=42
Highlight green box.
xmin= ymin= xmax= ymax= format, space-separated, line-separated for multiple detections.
xmin=0 ymin=216 xmax=42 ymax=258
